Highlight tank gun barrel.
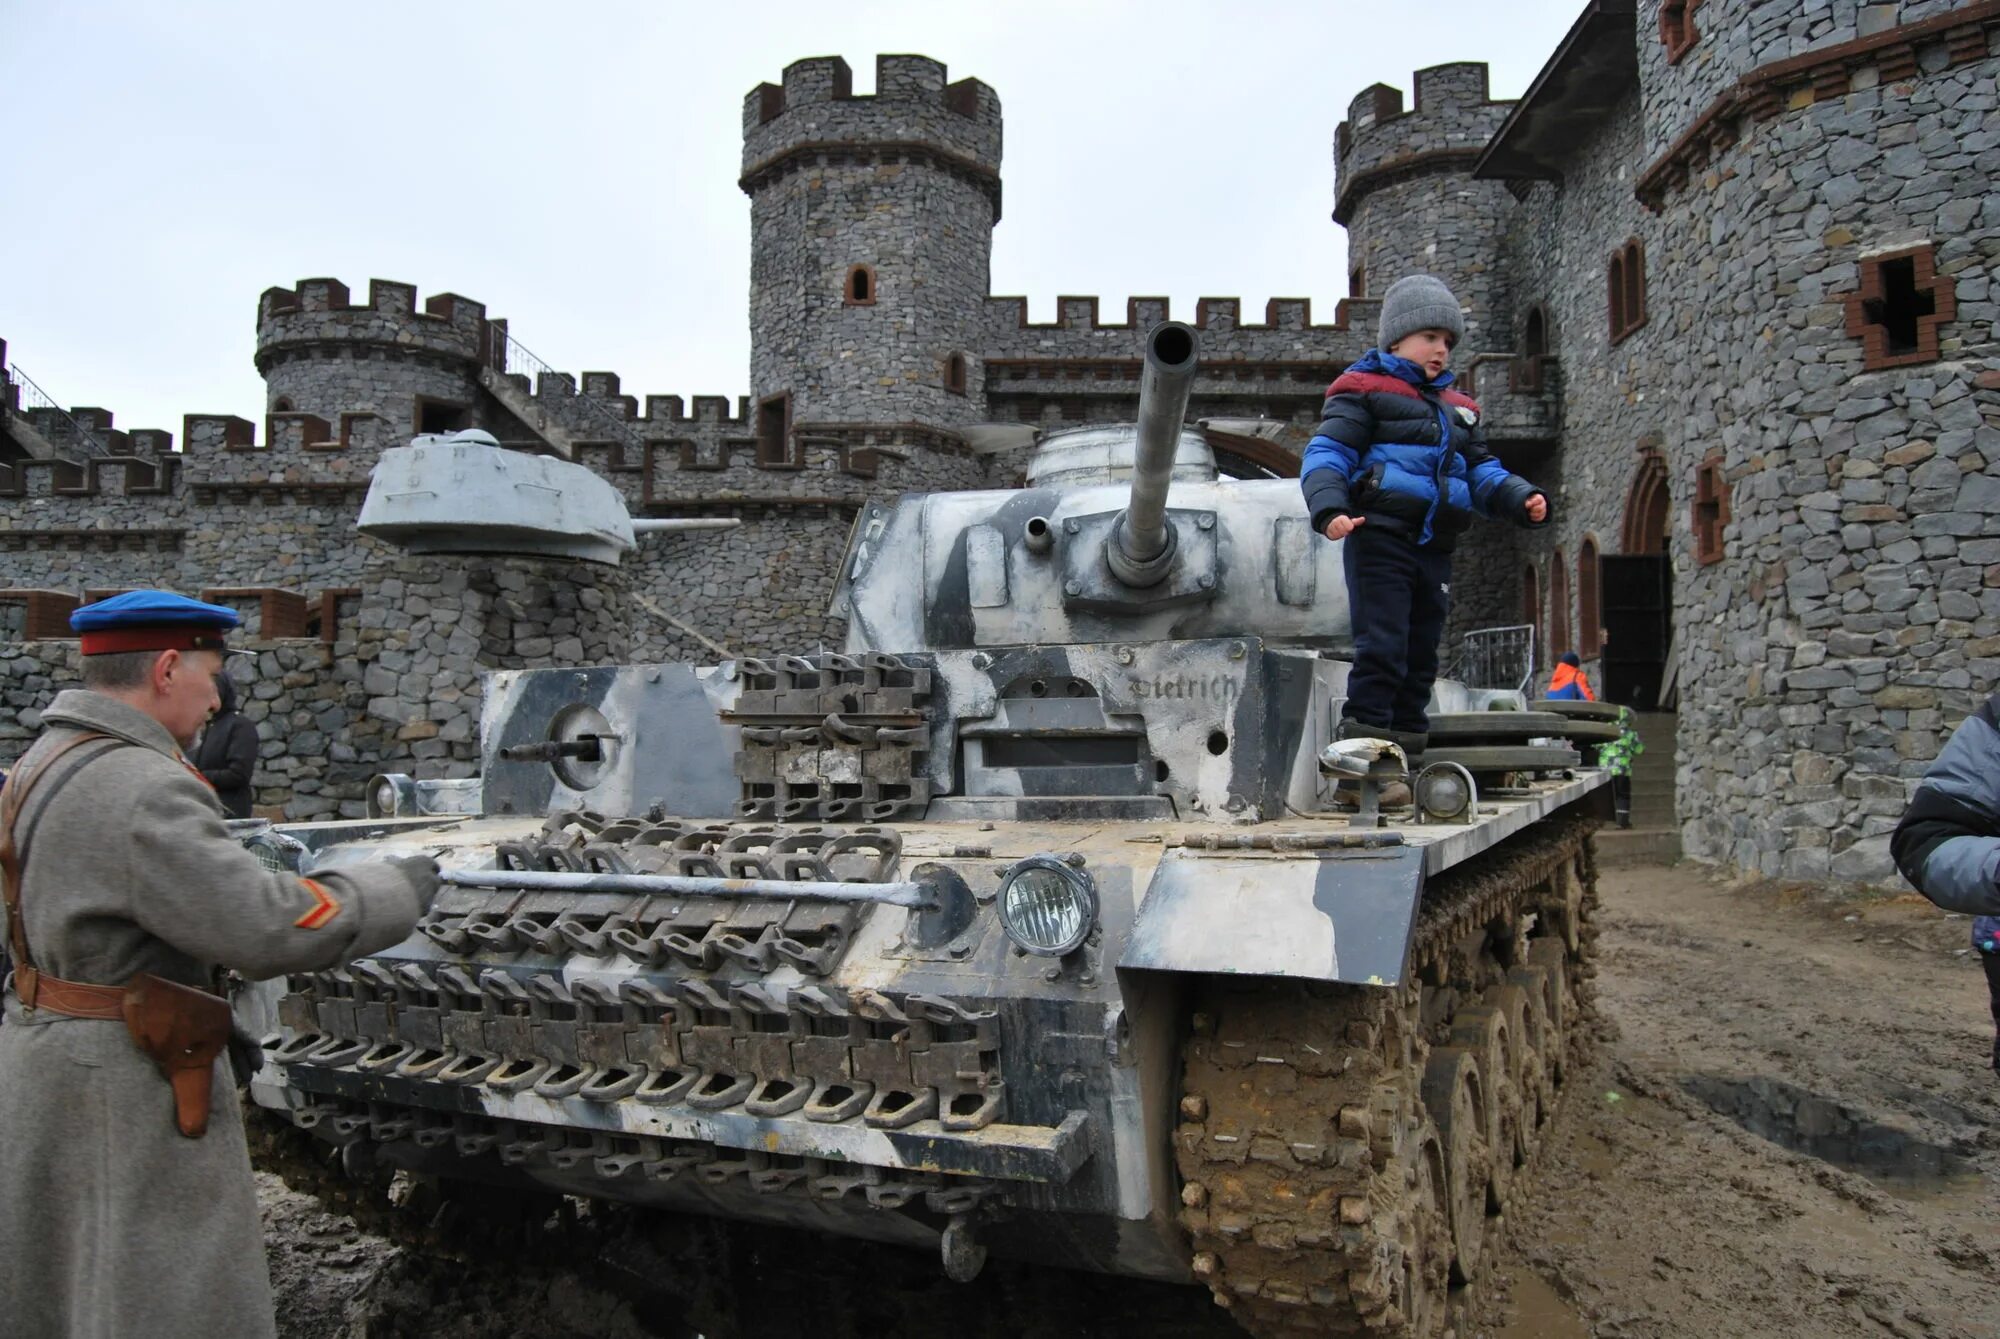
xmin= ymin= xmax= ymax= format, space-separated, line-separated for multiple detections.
xmin=1109 ymin=321 xmax=1200 ymax=586
xmin=631 ymin=518 xmax=744 ymax=535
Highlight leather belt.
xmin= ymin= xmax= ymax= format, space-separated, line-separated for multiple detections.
xmin=11 ymin=964 xmax=124 ymax=1021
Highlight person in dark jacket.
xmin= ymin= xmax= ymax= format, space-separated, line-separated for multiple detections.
xmin=1301 ymin=275 xmax=1550 ymax=771
xmin=193 ymin=673 xmax=259 ymax=818
xmin=1890 ymin=694 xmax=2000 ymax=1075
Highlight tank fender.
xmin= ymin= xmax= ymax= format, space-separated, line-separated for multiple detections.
xmin=1117 ymin=844 xmax=1424 ymax=986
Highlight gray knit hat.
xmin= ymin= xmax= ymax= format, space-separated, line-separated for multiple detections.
xmin=1378 ymin=274 xmax=1465 ymax=351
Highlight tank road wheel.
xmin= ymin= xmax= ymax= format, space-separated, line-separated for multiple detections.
xmin=1349 ymin=1125 xmax=1450 ymax=1339
xmin=1481 ymin=984 xmax=1541 ymax=1165
xmin=1447 ymin=1005 xmax=1517 ymax=1208
xmin=1175 ymin=813 xmax=1598 ymax=1339
xmin=1543 ymin=855 xmax=1588 ymax=954
xmin=1419 ymin=1048 xmax=1489 ymax=1284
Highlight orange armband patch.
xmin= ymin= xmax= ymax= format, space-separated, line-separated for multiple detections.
xmin=294 ymin=878 xmax=341 ymax=931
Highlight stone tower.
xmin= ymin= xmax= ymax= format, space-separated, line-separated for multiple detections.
xmin=740 ymin=56 xmax=1002 ymax=448
xmin=1335 ymin=64 xmax=1516 ymax=354
xmin=255 ymin=278 xmax=498 ymax=440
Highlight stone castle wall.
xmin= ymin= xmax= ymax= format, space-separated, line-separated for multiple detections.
xmin=744 ymin=55 xmax=1001 ymax=431
xmin=1336 ymin=64 xmax=1518 ymax=354
xmin=1636 ymin=0 xmax=1976 ymax=164
xmin=1 ymin=554 xmax=631 ymax=819
xmin=1647 ymin=39 xmax=2000 ymax=884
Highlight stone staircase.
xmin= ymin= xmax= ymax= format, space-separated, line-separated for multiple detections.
xmin=1595 ymin=710 xmax=1681 ymax=866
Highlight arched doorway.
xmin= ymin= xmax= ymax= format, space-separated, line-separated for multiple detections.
xmin=1602 ymin=445 xmax=1674 ymax=707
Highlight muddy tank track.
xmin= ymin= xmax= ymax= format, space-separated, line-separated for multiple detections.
xmin=1175 ymin=811 xmax=1600 ymax=1339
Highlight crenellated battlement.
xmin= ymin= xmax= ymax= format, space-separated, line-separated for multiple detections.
xmin=510 ymin=368 xmax=752 ymax=432
xmin=255 ymin=277 xmax=502 ymax=373
xmin=984 ymin=294 xmax=1373 ymax=335
xmin=742 ymin=54 xmax=1000 ymax=137
xmin=0 ymin=453 xmax=174 ymax=500
xmin=1334 ymin=63 xmax=1513 ymax=225
xmin=740 ymin=55 xmax=1002 ymax=218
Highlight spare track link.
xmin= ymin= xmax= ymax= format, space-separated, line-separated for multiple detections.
xmin=1174 ymin=811 xmax=1599 ymax=1338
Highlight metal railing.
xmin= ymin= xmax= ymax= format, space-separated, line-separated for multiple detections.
xmin=1449 ymin=623 xmax=1538 ymax=695
xmin=492 ymin=330 xmax=640 ymax=444
xmin=2 ymin=361 xmax=109 ymax=455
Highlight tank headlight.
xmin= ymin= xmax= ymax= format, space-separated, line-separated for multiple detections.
xmin=243 ymin=827 xmax=310 ymax=874
xmin=997 ymin=855 xmax=1097 ymax=957
xmin=367 ymin=773 xmax=417 ymax=818
xmin=1415 ymin=762 xmax=1477 ymax=823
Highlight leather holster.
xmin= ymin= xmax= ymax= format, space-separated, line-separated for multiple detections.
xmin=121 ymin=973 xmax=233 ymax=1138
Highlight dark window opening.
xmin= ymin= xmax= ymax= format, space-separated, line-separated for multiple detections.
xmin=1551 ymin=549 xmax=1571 ymax=660
xmin=1661 ymin=0 xmax=1701 ymax=63
xmin=1523 ymin=563 xmax=1542 ymax=663
xmin=1514 ymin=304 xmax=1550 ymax=392
xmin=844 ymin=264 xmax=876 ymax=306
xmin=271 ymin=396 xmax=295 ymax=413
xmin=1608 ymin=254 xmax=1626 ymax=340
xmin=1578 ymin=538 xmax=1602 ymax=655
xmin=1622 ymin=242 xmax=1644 ymax=329
xmin=1609 ymin=241 xmax=1647 ymax=344
xmin=1693 ymin=458 xmax=1730 ymax=566
xmin=756 ymin=393 xmax=792 ymax=467
xmin=416 ymin=400 xmax=468 ymax=435
xmin=944 ymin=352 xmax=968 ymax=395
xmin=984 ymin=736 xmax=1142 ymax=768
xmin=1349 ymin=265 xmax=1366 ymax=298
xmin=1864 ymin=256 xmax=1934 ymax=358
xmin=1843 ymin=245 xmax=1954 ymax=370
xmin=1524 ymin=306 xmax=1547 ymax=360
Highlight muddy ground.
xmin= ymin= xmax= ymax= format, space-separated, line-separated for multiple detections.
xmin=262 ymin=860 xmax=1998 ymax=1338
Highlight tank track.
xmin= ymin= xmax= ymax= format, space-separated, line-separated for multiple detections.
xmin=1175 ymin=811 xmax=1599 ymax=1338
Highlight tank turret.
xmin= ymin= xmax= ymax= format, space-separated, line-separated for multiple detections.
xmin=834 ymin=322 xmax=1348 ymax=650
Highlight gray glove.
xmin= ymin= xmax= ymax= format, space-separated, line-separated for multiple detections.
xmin=388 ymin=854 xmax=443 ymax=911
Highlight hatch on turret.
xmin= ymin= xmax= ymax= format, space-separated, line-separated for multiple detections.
xmin=1025 ymin=424 xmax=1217 ymax=490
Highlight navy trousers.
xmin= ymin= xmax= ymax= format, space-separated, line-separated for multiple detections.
xmin=1341 ymin=524 xmax=1453 ymax=734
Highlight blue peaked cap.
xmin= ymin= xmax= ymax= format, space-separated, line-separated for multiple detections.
xmin=70 ymin=590 xmax=242 ymax=634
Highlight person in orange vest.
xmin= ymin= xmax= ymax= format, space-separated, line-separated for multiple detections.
xmin=1545 ymin=650 xmax=1595 ymax=701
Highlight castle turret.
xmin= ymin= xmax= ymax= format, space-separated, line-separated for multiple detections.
xmin=255 ymin=278 xmax=502 ymax=439
xmin=1335 ymin=64 xmax=1515 ymax=354
xmin=740 ymin=56 xmax=1002 ymax=444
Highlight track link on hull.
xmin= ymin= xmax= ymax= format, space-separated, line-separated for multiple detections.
xmin=1175 ymin=811 xmax=1599 ymax=1338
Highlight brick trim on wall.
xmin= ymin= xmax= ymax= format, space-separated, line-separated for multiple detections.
xmin=1636 ymin=1 xmax=2000 ymax=209
xmin=1838 ymin=243 xmax=1957 ymax=371
xmin=1661 ymin=0 xmax=1702 ymax=65
xmin=1692 ymin=457 xmax=1730 ymax=566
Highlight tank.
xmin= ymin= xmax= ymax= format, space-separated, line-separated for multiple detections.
xmin=237 ymin=323 xmax=1611 ymax=1338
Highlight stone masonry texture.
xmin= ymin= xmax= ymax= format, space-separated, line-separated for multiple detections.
xmin=4 ymin=14 xmax=1998 ymax=893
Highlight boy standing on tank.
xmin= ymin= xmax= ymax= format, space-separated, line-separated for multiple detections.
xmin=1302 ymin=275 xmax=1550 ymax=780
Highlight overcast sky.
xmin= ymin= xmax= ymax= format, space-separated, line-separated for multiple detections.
xmin=3 ymin=1 xmax=1585 ymax=438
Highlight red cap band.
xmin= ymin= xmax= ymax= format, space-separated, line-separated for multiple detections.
xmin=79 ymin=628 xmax=231 ymax=656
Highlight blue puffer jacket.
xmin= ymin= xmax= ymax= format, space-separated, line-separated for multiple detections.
xmin=1300 ymin=349 xmax=1547 ymax=552
xmin=1892 ymin=693 xmax=2000 ymax=949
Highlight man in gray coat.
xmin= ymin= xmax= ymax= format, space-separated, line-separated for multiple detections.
xmin=0 ymin=591 xmax=440 ymax=1338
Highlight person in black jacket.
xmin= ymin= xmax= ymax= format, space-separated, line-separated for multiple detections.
xmin=1300 ymin=275 xmax=1550 ymax=774
xmin=193 ymin=673 xmax=259 ymax=818
xmin=1890 ymin=694 xmax=2000 ymax=1074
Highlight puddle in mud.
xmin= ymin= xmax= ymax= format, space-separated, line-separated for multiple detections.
xmin=1497 ymin=1267 xmax=1590 ymax=1339
xmin=1682 ymin=1074 xmax=1968 ymax=1186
